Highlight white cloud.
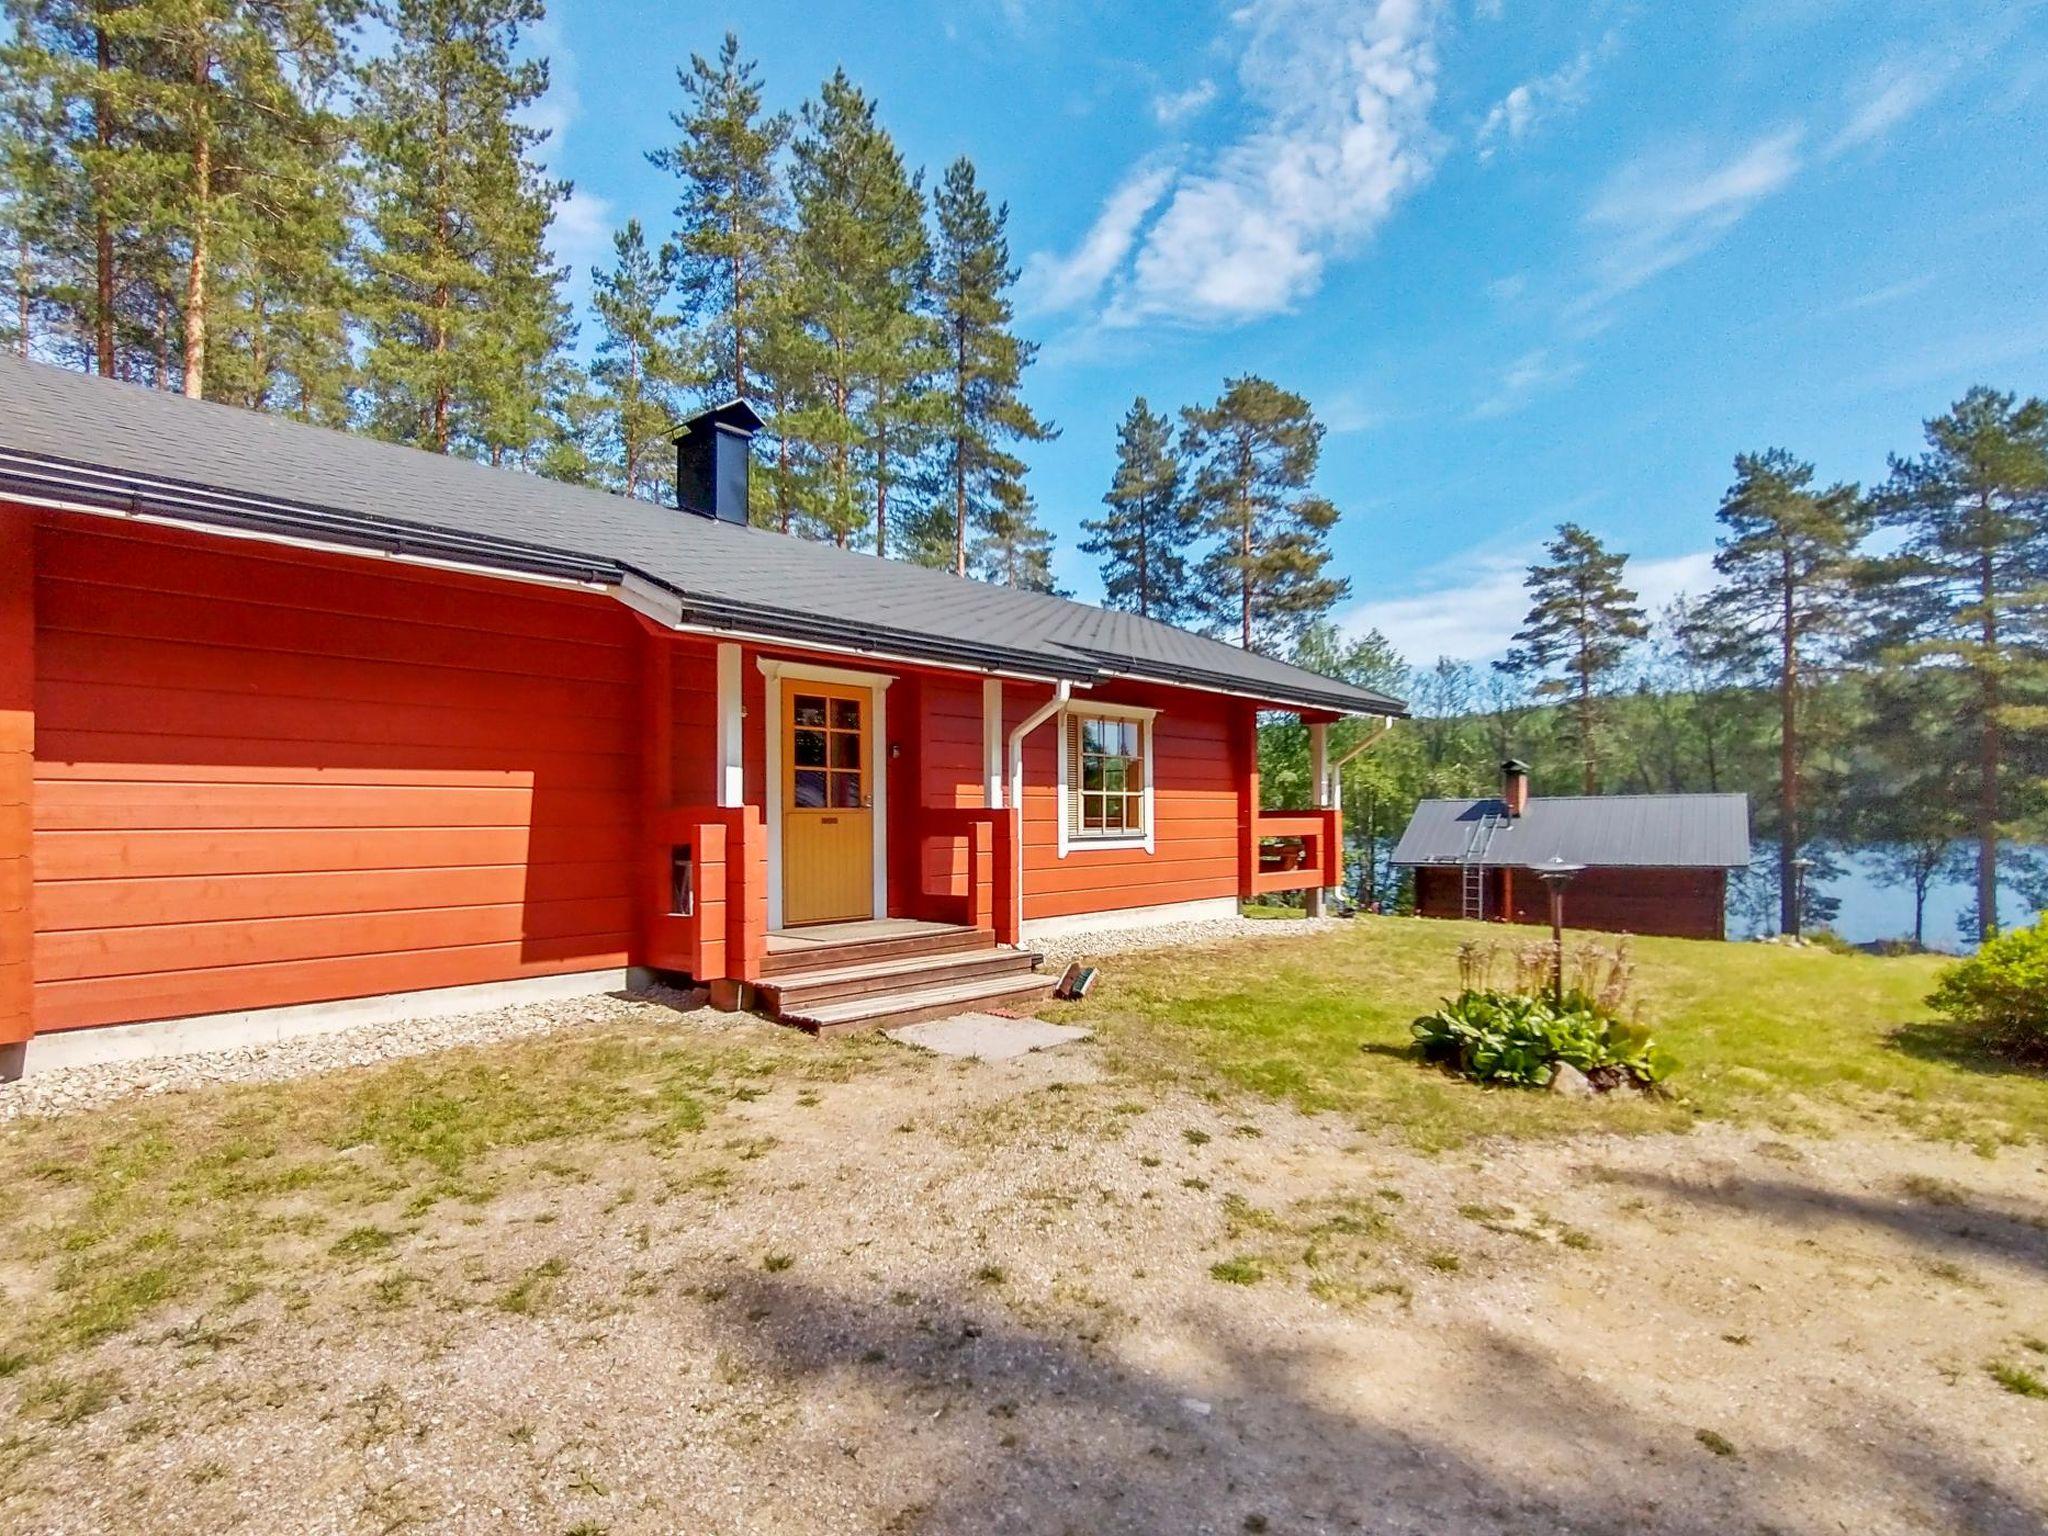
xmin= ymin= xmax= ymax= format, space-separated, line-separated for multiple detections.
xmin=1579 ymin=128 xmax=1804 ymax=305
xmin=1485 ymin=273 xmax=1527 ymax=302
xmin=1019 ymin=160 xmax=1177 ymax=314
xmin=1025 ymin=0 xmax=1444 ymax=330
xmin=1471 ymin=348 xmax=1583 ymax=418
xmin=1476 ymin=44 xmax=1599 ymax=161
xmin=1826 ymin=270 xmax=1937 ymax=315
xmin=1343 ymin=547 xmax=1716 ymax=666
xmin=517 ymin=12 xmax=581 ymax=169
xmin=1826 ymin=60 xmax=1948 ymax=156
xmin=549 ymin=186 xmax=615 ymax=283
xmin=1152 ymin=78 xmax=1218 ymax=126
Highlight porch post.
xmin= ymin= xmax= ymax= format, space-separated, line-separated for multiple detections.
xmin=982 ymin=678 xmax=1003 ymax=808
xmin=1306 ymin=720 xmax=1329 ymax=918
xmin=0 ymin=509 xmax=35 ymax=1066
xmin=715 ymin=641 xmax=744 ymax=808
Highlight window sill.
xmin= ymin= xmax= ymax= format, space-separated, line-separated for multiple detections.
xmin=1065 ymin=835 xmax=1152 ymax=854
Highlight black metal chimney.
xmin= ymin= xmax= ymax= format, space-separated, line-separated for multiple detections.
xmin=674 ymin=400 xmax=764 ymax=526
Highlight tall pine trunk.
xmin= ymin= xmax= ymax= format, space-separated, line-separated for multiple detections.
xmin=1778 ymin=549 xmax=1800 ymax=935
xmin=94 ymin=20 xmax=114 ymax=375
xmin=1976 ymin=541 xmax=1999 ymax=940
xmin=180 ymin=105 xmax=210 ymax=399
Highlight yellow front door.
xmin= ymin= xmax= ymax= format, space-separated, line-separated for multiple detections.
xmin=782 ymin=682 xmax=874 ymax=926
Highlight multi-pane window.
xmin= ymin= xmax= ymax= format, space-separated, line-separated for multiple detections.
xmin=791 ymin=693 xmax=863 ymax=810
xmin=1071 ymin=714 xmax=1145 ymax=838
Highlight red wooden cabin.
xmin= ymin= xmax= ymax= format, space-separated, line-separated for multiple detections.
xmin=0 ymin=360 xmax=1403 ymax=1073
xmin=1393 ymin=762 xmax=1750 ymax=941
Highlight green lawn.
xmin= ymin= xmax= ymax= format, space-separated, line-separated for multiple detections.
xmin=1047 ymin=914 xmax=2047 ymax=1151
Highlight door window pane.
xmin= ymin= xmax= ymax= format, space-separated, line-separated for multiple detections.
xmin=830 ymin=772 xmax=863 ymax=808
xmin=794 ymin=728 xmax=827 ymax=767
xmin=830 ymin=732 xmax=861 ymax=768
xmin=793 ymin=695 xmax=827 ymax=727
xmin=830 ymin=697 xmax=862 ymax=731
xmin=793 ymin=770 xmax=827 ymax=808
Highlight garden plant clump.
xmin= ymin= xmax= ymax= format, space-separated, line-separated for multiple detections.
xmin=1926 ymin=914 xmax=2048 ymax=1063
xmin=1407 ymin=938 xmax=1676 ymax=1093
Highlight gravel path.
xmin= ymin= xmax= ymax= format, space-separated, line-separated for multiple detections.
xmin=0 ymin=982 xmax=730 ymax=1124
xmin=1030 ymin=911 xmax=1344 ymax=969
xmin=2 ymin=1023 xmax=2042 ymax=1536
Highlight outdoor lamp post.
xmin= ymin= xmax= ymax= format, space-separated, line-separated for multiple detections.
xmin=1532 ymin=857 xmax=1586 ymax=1006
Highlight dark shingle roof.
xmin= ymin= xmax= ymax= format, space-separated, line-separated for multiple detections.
xmin=0 ymin=357 xmax=1404 ymax=717
xmin=1390 ymin=794 xmax=1751 ymax=869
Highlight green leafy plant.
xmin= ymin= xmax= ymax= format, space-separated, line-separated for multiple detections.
xmin=1409 ymin=989 xmax=1674 ymax=1090
xmin=1927 ymin=914 xmax=2048 ymax=1061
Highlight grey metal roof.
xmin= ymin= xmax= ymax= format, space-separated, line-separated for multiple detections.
xmin=1390 ymin=793 xmax=1752 ymax=869
xmin=0 ymin=356 xmax=1404 ymax=717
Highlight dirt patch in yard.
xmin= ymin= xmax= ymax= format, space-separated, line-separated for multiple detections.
xmin=1 ymin=994 xmax=2044 ymax=1534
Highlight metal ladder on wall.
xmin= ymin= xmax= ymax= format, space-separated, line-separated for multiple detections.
xmin=1459 ymin=811 xmax=1509 ymax=920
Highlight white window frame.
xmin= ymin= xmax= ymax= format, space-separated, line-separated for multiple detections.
xmin=1056 ymin=701 xmax=1158 ymax=857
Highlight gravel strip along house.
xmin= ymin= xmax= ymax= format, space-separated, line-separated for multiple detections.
xmin=0 ymin=356 xmax=1404 ymax=1073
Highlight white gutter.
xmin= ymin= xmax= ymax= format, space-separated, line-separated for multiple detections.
xmin=1004 ymin=680 xmax=1073 ymax=936
xmin=1326 ymin=715 xmax=1396 ymax=803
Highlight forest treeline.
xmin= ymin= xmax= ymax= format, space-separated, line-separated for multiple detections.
xmin=0 ymin=8 xmax=1351 ymax=645
xmin=3 ymin=6 xmax=2041 ymax=942
xmin=1266 ymin=391 xmax=2048 ymax=947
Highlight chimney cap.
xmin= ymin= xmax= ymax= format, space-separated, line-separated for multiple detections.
xmin=1502 ymin=758 xmax=1530 ymax=775
xmin=671 ymin=399 xmax=764 ymax=442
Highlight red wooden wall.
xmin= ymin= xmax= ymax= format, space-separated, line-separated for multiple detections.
xmin=26 ymin=511 xmax=642 ymax=1033
xmin=0 ymin=510 xmax=32 ymax=1048
xmin=1006 ymin=682 xmax=1245 ymax=922
xmin=1413 ymin=865 xmax=1728 ymax=941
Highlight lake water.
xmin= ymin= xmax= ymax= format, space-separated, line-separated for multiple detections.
xmin=1731 ymin=843 xmax=2040 ymax=952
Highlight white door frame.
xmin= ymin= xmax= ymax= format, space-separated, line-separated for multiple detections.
xmin=758 ymin=658 xmax=894 ymax=930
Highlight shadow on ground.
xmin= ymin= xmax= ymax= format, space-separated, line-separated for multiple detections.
xmin=696 ymin=1267 xmax=2046 ymax=1536
xmin=1607 ymin=1167 xmax=2048 ymax=1278
xmin=1888 ymin=1020 xmax=2048 ymax=1079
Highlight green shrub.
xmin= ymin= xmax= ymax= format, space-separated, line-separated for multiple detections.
xmin=1409 ymin=989 xmax=1674 ymax=1090
xmin=1927 ymin=914 xmax=2048 ymax=1061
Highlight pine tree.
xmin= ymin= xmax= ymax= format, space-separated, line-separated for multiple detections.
xmin=1081 ymin=397 xmax=1195 ymax=621
xmin=1696 ymin=450 xmax=1867 ymax=934
xmin=1866 ymin=386 xmax=2048 ymax=941
xmin=784 ymin=70 xmax=930 ymax=551
xmin=972 ymin=478 xmax=1057 ymax=592
xmin=589 ymin=218 xmax=694 ymax=500
xmin=927 ymin=156 xmax=1051 ymax=575
xmin=1180 ymin=376 xmax=1348 ymax=652
xmin=648 ymin=31 xmax=789 ymax=403
xmin=1496 ymin=523 xmax=1648 ymax=794
xmin=359 ymin=0 xmax=570 ymax=460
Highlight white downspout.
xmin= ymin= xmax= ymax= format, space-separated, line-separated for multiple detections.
xmin=1005 ymin=680 xmax=1073 ymax=940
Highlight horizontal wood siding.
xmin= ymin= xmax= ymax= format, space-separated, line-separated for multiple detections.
xmin=1415 ymin=865 xmax=1728 ymax=941
xmin=0 ymin=510 xmax=31 ymax=1045
xmin=918 ymin=675 xmax=986 ymax=909
xmin=29 ymin=513 xmax=641 ymax=1032
xmin=1008 ymin=682 xmax=1244 ymax=921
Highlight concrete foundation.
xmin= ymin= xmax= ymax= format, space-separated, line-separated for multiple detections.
xmin=10 ymin=967 xmax=652 ymax=1078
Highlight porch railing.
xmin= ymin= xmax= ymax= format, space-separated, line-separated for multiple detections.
xmin=917 ymin=806 xmax=1019 ymax=944
xmin=643 ymin=804 xmax=767 ymax=985
xmin=1246 ymin=808 xmax=1342 ymax=898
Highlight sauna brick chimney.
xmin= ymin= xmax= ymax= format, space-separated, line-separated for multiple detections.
xmin=674 ymin=400 xmax=764 ymax=525
xmin=1502 ymin=759 xmax=1530 ymax=818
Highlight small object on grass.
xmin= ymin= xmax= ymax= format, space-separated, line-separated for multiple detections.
xmin=1055 ymin=963 xmax=1098 ymax=1000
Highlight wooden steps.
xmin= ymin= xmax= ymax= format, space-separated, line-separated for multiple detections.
xmin=756 ymin=924 xmax=1054 ymax=1035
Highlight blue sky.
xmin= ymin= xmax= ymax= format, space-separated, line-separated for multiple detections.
xmin=529 ymin=0 xmax=2048 ymax=665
